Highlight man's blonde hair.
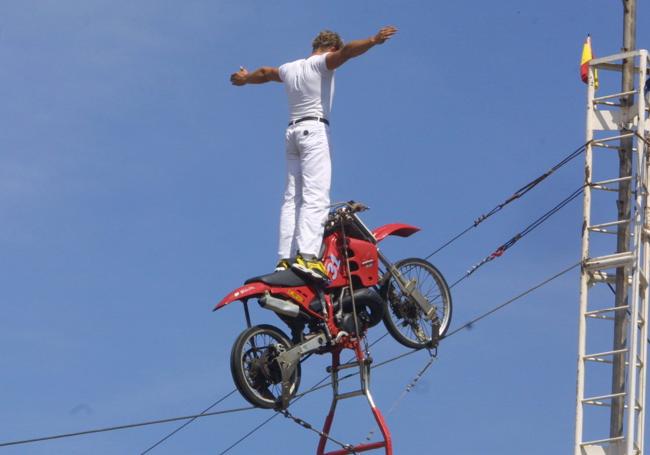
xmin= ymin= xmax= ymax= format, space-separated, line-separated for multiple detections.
xmin=312 ymin=30 xmax=343 ymax=52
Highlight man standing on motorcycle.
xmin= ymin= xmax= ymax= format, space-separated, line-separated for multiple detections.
xmin=230 ymin=26 xmax=397 ymax=282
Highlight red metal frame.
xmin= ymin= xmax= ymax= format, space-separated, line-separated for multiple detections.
xmin=317 ymin=344 xmax=393 ymax=455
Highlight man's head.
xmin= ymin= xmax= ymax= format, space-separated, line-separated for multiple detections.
xmin=312 ymin=30 xmax=343 ymax=53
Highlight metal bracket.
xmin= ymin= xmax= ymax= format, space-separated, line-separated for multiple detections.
xmin=403 ymin=279 xmax=437 ymax=320
xmin=275 ymin=333 xmax=328 ymax=409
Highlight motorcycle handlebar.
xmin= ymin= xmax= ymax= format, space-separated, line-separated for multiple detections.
xmin=329 ymin=200 xmax=369 ymax=214
xmin=348 ymin=201 xmax=369 ymax=213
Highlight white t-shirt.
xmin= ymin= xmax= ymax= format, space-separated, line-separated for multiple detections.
xmin=278 ymin=54 xmax=335 ymax=123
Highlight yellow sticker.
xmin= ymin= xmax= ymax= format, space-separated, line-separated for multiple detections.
xmin=287 ymin=290 xmax=305 ymax=303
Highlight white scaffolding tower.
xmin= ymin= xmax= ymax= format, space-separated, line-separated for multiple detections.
xmin=576 ymin=50 xmax=650 ymax=455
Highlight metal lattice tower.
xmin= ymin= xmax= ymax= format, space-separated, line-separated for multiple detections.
xmin=575 ymin=50 xmax=650 ymax=455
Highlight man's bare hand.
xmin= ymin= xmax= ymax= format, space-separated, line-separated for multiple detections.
xmin=373 ymin=26 xmax=397 ymax=45
xmin=230 ymin=66 xmax=249 ymax=86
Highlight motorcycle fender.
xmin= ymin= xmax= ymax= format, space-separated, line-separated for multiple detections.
xmin=213 ymin=282 xmax=269 ymax=311
xmin=373 ymin=223 xmax=420 ymax=242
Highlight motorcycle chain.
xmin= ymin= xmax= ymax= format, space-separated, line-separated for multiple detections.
xmin=279 ymin=409 xmax=358 ymax=455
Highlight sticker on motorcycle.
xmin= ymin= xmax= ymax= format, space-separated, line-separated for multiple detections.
xmin=325 ymin=253 xmax=341 ymax=280
xmin=287 ymin=289 xmax=305 ymax=303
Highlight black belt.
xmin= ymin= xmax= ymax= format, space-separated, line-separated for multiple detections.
xmin=288 ymin=116 xmax=329 ymax=127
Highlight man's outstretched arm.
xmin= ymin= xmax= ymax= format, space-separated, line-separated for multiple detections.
xmin=325 ymin=26 xmax=397 ymax=71
xmin=230 ymin=66 xmax=281 ymax=86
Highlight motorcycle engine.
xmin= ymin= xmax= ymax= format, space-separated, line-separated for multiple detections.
xmin=338 ymin=310 xmax=371 ymax=336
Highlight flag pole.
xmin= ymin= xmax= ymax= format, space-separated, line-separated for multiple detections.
xmin=611 ymin=0 xmax=637 ymax=441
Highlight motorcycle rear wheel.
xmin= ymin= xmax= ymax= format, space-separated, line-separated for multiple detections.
xmin=230 ymin=324 xmax=301 ymax=409
xmin=382 ymin=258 xmax=452 ymax=349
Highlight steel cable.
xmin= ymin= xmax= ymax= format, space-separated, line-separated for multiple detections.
xmin=0 ymin=405 xmax=255 ymax=449
xmin=140 ymin=389 xmax=238 ymax=454
xmin=425 ymin=142 xmax=587 ymax=260
xmin=279 ymin=409 xmax=359 ymax=454
xmin=442 ymin=261 xmax=580 ymax=339
xmin=446 ymin=185 xmax=584 ymax=290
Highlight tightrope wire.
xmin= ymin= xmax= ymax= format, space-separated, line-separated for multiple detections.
xmin=0 ymin=406 xmax=254 ymax=449
xmin=443 ymin=261 xmax=580 ymax=338
xmin=140 ymin=389 xmax=238 ymax=454
xmin=446 ymin=185 xmax=584 ymax=290
xmin=425 ymin=142 xmax=587 ymax=260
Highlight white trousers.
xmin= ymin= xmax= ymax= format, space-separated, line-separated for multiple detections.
xmin=278 ymin=121 xmax=332 ymax=259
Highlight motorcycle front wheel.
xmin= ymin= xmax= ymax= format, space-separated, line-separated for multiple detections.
xmin=381 ymin=258 xmax=452 ymax=349
xmin=230 ymin=324 xmax=301 ymax=409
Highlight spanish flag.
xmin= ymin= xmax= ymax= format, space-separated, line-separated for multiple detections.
xmin=581 ymin=35 xmax=599 ymax=89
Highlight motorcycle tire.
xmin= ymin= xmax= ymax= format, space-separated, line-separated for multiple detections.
xmin=381 ymin=258 xmax=452 ymax=349
xmin=230 ymin=324 xmax=301 ymax=409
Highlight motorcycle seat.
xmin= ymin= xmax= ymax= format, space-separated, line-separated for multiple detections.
xmin=244 ymin=269 xmax=308 ymax=287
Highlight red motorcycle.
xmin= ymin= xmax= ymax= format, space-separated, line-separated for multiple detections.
xmin=214 ymin=201 xmax=452 ymax=409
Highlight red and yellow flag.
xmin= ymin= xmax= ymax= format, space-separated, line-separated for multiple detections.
xmin=581 ymin=35 xmax=599 ymax=89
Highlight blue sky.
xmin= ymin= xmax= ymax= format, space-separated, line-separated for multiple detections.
xmin=1 ymin=1 xmax=648 ymax=454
